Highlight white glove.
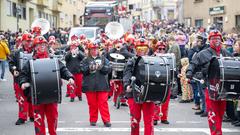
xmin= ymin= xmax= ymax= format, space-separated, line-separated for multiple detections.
xmin=13 ymin=70 xmax=19 ymax=77
xmin=21 ymin=83 xmax=30 ymax=90
xmin=68 ymin=78 xmax=75 ymax=85
xmin=126 ymin=85 xmax=132 ymax=93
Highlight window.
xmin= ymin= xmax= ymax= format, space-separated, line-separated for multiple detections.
xmin=22 ymin=7 xmax=26 ymax=20
xmin=194 ymin=0 xmax=203 ymax=3
xmin=6 ymin=1 xmax=11 ymax=16
xmin=195 ymin=19 xmax=203 ymax=27
xmin=236 ymin=15 xmax=240 ymax=28
xmin=12 ymin=2 xmax=17 ymax=17
xmin=38 ymin=11 xmax=42 ymax=18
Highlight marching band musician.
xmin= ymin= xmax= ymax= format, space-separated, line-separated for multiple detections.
xmin=32 ymin=26 xmax=42 ymax=37
xmin=48 ymin=36 xmax=61 ymax=56
xmin=9 ymin=33 xmax=34 ymax=125
xmin=153 ymin=41 xmax=171 ymax=125
xmin=80 ymin=42 xmax=111 ymax=127
xmin=108 ymin=39 xmax=128 ymax=107
xmin=65 ymin=39 xmax=85 ymax=102
xmin=123 ymin=38 xmax=155 ymax=135
xmin=19 ymin=36 xmax=74 ymax=135
xmin=122 ymin=34 xmax=136 ymax=58
xmin=186 ymin=30 xmax=232 ymax=135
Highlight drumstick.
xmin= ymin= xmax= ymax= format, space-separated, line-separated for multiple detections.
xmin=193 ymin=77 xmax=204 ymax=84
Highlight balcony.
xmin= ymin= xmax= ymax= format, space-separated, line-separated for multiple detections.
xmin=18 ymin=0 xmax=32 ymax=2
xmin=52 ymin=0 xmax=61 ymax=13
xmin=151 ymin=0 xmax=163 ymax=9
xmin=36 ymin=0 xmax=48 ymax=8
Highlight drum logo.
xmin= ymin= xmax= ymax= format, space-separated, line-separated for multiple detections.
xmin=155 ymin=71 xmax=161 ymax=78
xmin=230 ymin=84 xmax=235 ymax=90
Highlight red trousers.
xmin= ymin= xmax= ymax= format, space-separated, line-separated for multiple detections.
xmin=153 ymin=91 xmax=171 ymax=121
xmin=33 ymin=103 xmax=58 ymax=135
xmin=14 ymin=82 xmax=33 ymax=120
xmin=128 ymin=98 xmax=135 ymax=116
xmin=205 ymin=89 xmax=226 ymax=135
xmin=112 ymin=80 xmax=126 ymax=104
xmin=108 ymin=80 xmax=114 ymax=97
xmin=66 ymin=73 xmax=83 ymax=98
xmin=131 ymin=101 xmax=155 ymax=135
xmin=85 ymin=91 xmax=111 ymax=123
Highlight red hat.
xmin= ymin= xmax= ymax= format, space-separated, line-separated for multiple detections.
xmin=71 ymin=34 xmax=78 ymax=41
xmin=22 ymin=33 xmax=33 ymax=41
xmin=156 ymin=41 xmax=166 ymax=48
xmin=87 ymin=42 xmax=99 ymax=49
xmin=126 ymin=34 xmax=135 ymax=43
xmin=33 ymin=36 xmax=47 ymax=47
xmin=79 ymin=34 xmax=86 ymax=40
xmin=135 ymin=38 xmax=149 ymax=48
xmin=154 ymin=41 xmax=166 ymax=51
xmin=208 ymin=30 xmax=223 ymax=41
xmin=48 ymin=36 xmax=56 ymax=43
xmin=32 ymin=26 xmax=41 ymax=34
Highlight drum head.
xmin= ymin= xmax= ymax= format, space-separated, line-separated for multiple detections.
xmin=110 ymin=53 xmax=125 ymax=60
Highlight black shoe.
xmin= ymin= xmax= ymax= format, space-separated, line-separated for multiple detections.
xmin=179 ymin=100 xmax=189 ymax=103
xmin=232 ymin=120 xmax=240 ymax=125
xmin=234 ymin=121 xmax=240 ymax=126
xmin=90 ymin=122 xmax=96 ymax=126
xmin=15 ymin=118 xmax=25 ymax=125
xmin=189 ymin=99 xmax=194 ymax=102
xmin=170 ymin=95 xmax=177 ymax=99
xmin=153 ymin=120 xmax=158 ymax=125
xmin=78 ymin=96 xmax=82 ymax=101
xmin=70 ymin=98 xmax=74 ymax=102
xmin=161 ymin=120 xmax=170 ymax=124
xmin=200 ymin=112 xmax=208 ymax=117
xmin=114 ymin=102 xmax=116 ymax=107
xmin=104 ymin=122 xmax=111 ymax=127
xmin=29 ymin=117 xmax=34 ymax=122
xmin=120 ymin=103 xmax=128 ymax=107
xmin=223 ymin=117 xmax=232 ymax=122
xmin=195 ymin=110 xmax=204 ymax=115
xmin=65 ymin=94 xmax=69 ymax=97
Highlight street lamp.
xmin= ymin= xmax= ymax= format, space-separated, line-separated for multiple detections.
xmin=16 ymin=6 xmax=22 ymax=32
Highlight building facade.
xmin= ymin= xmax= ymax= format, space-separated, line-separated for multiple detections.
xmin=0 ymin=0 xmax=87 ymax=32
xmin=128 ymin=0 xmax=179 ymax=22
xmin=184 ymin=0 xmax=240 ymax=33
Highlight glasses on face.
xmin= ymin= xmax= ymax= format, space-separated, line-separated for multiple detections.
xmin=158 ymin=48 xmax=165 ymax=51
xmin=136 ymin=46 xmax=148 ymax=52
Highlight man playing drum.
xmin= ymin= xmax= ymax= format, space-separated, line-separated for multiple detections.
xmin=123 ymin=38 xmax=155 ymax=135
xmin=186 ymin=30 xmax=232 ymax=135
xmin=19 ymin=36 xmax=74 ymax=135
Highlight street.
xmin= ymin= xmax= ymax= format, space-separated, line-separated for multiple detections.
xmin=0 ymin=67 xmax=239 ymax=135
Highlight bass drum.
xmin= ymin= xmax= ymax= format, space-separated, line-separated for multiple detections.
xmin=208 ymin=57 xmax=240 ymax=100
xmin=18 ymin=52 xmax=32 ymax=71
xmin=156 ymin=53 xmax=176 ymax=86
xmin=30 ymin=58 xmax=61 ymax=105
xmin=133 ymin=56 xmax=171 ymax=103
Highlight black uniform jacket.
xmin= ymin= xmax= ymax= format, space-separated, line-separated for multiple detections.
xmin=8 ymin=49 xmax=26 ymax=83
xmin=187 ymin=47 xmax=232 ymax=79
xmin=80 ymin=56 xmax=111 ymax=92
xmin=65 ymin=51 xmax=85 ymax=74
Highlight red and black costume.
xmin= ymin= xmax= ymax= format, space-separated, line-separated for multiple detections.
xmin=187 ymin=31 xmax=232 ymax=135
xmin=123 ymin=38 xmax=155 ymax=135
xmin=9 ymin=33 xmax=34 ymax=125
xmin=19 ymin=36 xmax=73 ymax=135
xmin=80 ymin=43 xmax=111 ymax=127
